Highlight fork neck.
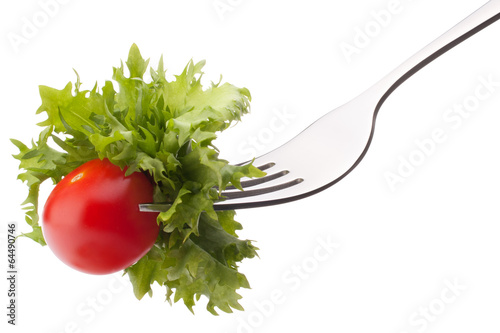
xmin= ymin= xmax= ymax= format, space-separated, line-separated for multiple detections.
xmin=367 ymin=0 xmax=500 ymax=113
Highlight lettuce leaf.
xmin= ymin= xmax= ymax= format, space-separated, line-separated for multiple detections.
xmin=11 ymin=44 xmax=264 ymax=314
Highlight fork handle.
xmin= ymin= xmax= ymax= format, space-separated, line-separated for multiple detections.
xmin=371 ymin=0 xmax=500 ymax=105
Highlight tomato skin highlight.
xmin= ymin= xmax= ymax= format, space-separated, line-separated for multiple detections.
xmin=42 ymin=158 xmax=160 ymax=275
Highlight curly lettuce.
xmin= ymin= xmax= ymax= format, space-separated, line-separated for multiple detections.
xmin=11 ymin=44 xmax=264 ymax=314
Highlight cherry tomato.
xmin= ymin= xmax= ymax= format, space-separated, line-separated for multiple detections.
xmin=42 ymin=158 xmax=160 ymax=275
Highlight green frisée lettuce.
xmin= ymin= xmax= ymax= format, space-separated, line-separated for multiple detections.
xmin=11 ymin=44 xmax=265 ymax=314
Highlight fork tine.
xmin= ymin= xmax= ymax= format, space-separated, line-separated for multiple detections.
xmin=236 ymin=161 xmax=276 ymax=169
xmin=138 ymin=173 xmax=304 ymax=212
xmin=221 ymin=177 xmax=304 ymax=199
xmin=256 ymin=162 xmax=276 ymax=171
xmin=225 ymin=170 xmax=290 ymax=190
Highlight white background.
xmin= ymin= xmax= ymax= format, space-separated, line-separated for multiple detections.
xmin=2 ymin=0 xmax=500 ymax=332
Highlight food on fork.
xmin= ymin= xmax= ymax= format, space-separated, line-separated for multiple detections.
xmin=11 ymin=44 xmax=263 ymax=314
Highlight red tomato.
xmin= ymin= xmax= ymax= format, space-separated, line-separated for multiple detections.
xmin=42 ymin=158 xmax=160 ymax=275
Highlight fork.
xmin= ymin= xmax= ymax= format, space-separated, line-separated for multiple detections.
xmin=140 ymin=0 xmax=500 ymax=213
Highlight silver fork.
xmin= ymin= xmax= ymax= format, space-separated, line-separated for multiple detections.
xmin=140 ymin=0 xmax=500 ymax=213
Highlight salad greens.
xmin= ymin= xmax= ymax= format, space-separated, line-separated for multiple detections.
xmin=11 ymin=44 xmax=265 ymax=314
